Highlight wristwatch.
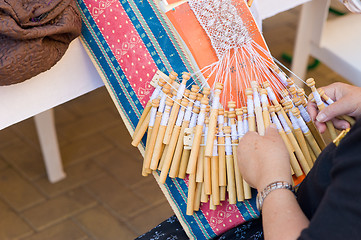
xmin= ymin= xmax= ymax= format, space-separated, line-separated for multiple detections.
xmin=256 ymin=181 xmax=293 ymax=213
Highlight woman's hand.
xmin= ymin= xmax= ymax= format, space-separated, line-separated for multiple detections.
xmin=307 ymin=82 xmax=361 ymax=133
xmin=237 ymin=124 xmax=292 ymax=191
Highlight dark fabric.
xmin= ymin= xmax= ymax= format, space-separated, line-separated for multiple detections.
xmin=135 ymin=215 xmax=263 ymax=240
xmin=297 ymin=119 xmax=361 ymax=239
xmin=0 ymin=0 xmax=81 ymax=85
xmin=138 ymin=119 xmax=361 ymax=239
xmin=135 ymin=215 xmax=189 ymax=240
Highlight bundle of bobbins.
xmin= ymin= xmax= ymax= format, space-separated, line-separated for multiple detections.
xmin=131 ymin=69 xmax=355 ymax=216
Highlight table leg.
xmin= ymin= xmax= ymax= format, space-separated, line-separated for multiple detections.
xmin=34 ymin=109 xmax=66 ymax=183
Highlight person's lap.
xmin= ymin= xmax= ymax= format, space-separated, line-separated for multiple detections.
xmin=136 ymin=215 xmax=263 ymax=240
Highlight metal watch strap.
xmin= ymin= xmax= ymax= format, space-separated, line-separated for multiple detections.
xmin=256 ymin=181 xmax=293 ymax=213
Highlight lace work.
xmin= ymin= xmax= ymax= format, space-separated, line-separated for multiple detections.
xmin=189 ymin=0 xmax=252 ymax=59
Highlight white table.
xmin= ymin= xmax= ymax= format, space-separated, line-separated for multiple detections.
xmin=0 ymin=38 xmax=104 ymax=182
xmin=0 ymin=0 xmax=309 ymax=183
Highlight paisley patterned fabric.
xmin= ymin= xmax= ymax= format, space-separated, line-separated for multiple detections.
xmin=0 ymin=0 xmax=82 ymax=85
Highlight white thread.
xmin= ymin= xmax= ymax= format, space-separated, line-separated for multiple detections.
xmin=276 ymin=72 xmax=288 ymax=86
xmin=247 ymin=98 xmax=255 ymax=117
xmin=176 ymin=84 xmax=186 ymax=100
xmin=289 ymin=111 xmax=300 ymax=130
xmin=231 ymin=123 xmax=238 ymax=141
xmin=271 ymin=115 xmax=282 ymax=130
xmin=213 ymin=139 xmax=218 ymax=156
xmin=190 ymin=112 xmax=199 ymax=128
xmin=184 ymin=106 xmax=193 ymax=122
xmin=212 ymin=96 xmax=220 ymax=110
xmin=150 ymin=86 xmax=162 ymax=101
xmin=298 ymin=105 xmax=311 ymax=123
xmin=325 ymin=98 xmax=334 ymax=105
xmin=203 ymin=125 xmax=208 ymax=145
xmin=313 ymin=91 xmax=323 ymax=106
xmin=161 ymin=106 xmax=171 ymax=126
xmin=197 ymin=111 xmax=206 ymax=126
xmin=218 ymin=115 xmax=225 ymax=138
xmin=243 ymin=114 xmax=249 ymax=133
xmin=253 ymin=89 xmax=261 ymax=108
xmin=296 ymin=116 xmax=309 ymax=134
xmin=158 ymin=92 xmax=167 ymax=113
xmin=176 ymin=110 xmax=186 ymax=126
xmin=266 ymin=86 xmax=277 ymax=101
xmin=237 ymin=120 xmax=244 ymax=138
xmin=278 ymin=114 xmax=291 ymax=132
xmin=149 ymin=107 xmax=158 ymax=127
xmin=225 ymin=135 xmax=232 ymax=155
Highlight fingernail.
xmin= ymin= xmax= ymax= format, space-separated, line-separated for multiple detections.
xmin=316 ymin=113 xmax=327 ymax=122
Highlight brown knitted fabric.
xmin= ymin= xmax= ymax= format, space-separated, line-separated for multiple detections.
xmin=0 ymin=0 xmax=82 ymax=85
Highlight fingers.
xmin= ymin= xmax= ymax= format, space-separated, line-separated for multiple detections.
xmin=316 ymin=98 xmax=352 ymax=123
xmin=307 ymin=101 xmax=318 ymax=121
xmin=331 ymin=118 xmax=350 ymax=130
xmin=314 ymin=120 xmax=327 ymax=134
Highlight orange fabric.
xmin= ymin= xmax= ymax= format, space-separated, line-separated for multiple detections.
xmin=166 ymin=0 xmax=275 ymax=107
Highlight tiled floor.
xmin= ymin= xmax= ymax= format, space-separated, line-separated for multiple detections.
xmin=0 ymin=5 xmax=350 ymax=240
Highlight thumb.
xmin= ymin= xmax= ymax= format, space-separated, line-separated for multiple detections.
xmin=316 ymin=98 xmax=350 ymax=122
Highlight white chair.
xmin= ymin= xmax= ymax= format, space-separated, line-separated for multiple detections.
xmin=291 ymin=0 xmax=361 ymax=86
xmin=0 ymin=39 xmax=104 ymax=183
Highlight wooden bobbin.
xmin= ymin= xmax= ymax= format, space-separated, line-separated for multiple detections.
xmin=288 ymin=87 xmax=297 ymax=99
xmin=294 ymin=96 xmax=327 ymax=150
xmin=132 ymin=77 xmax=166 ymax=141
xmin=223 ymin=126 xmax=237 ymax=204
xmin=169 ymin=92 xmax=197 ymax=178
xmin=286 ymin=77 xmax=295 ymax=88
xmin=318 ymin=88 xmax=356 ymax=126
xmin=142 ymin=98 xmax=161 ymax=176
xmin=150 ymin=96 xmax=174 ymax=170
xmin=284 ymin=102 xmax=313 ymax=169
xmin=251 ymin=81 xmax=265 ymax=136
xmin=229 ymin=111 xmax=248 ymax=201
xmin=241 ymin=107 xmax=248 ymax=132
xmin=203 ymin=117 xmax=212 ymax=195
xmin=159 ymin=98 xmax=189 ymax=183
xmin=164 ymin=72 xmax=186 ymax=145
xmin=275 ymin=104 xmax=311 ymax=174
xmin=200 ymin=183 xmax=209 ymax=203
xmin=211 ymin=136 xmax=220 ymax=205
xmin=269 ymin=106 xmax=303 ymax=177
xmin=158 ymin=144 xmax=168 ymax=170
xmin=186 ymin=173 xmax=197 ymax=216
xmin=178 ymin=105 xmax=200 ymax=179
xmin=292 ymin=108 xmax=322 ymax=157
xmin=205 ymin=82 xmax=223 ymax=157
xmin=245 ymin=89 xmax=256 ymax=132
xmin=202 ymin=87 xmax=211 ymax=97
xmin=263 ymin=82 xmax=293 ymax=130
xmin=196 ymin=129 xmax=205 ymax=183
xmin=193 ymin=182 xmax=203 ymax=211
xmin=296 ymin=88 xmax=308 ymax=107
xmin=306 ymin=78 xmax=338 ymax=140
xmin=132 ymin=83 xmax=171 ymax=147
xmin=217 ymin=108 xmax=227 ymax=188
xmin=186 ymin=97 xmax=209 ymax=175
xmin=259 ymin=88 xmax=271 ymax=128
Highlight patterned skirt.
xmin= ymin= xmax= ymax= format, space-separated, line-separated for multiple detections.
xmin=136 ymin=215 xmax=264 ymax=240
